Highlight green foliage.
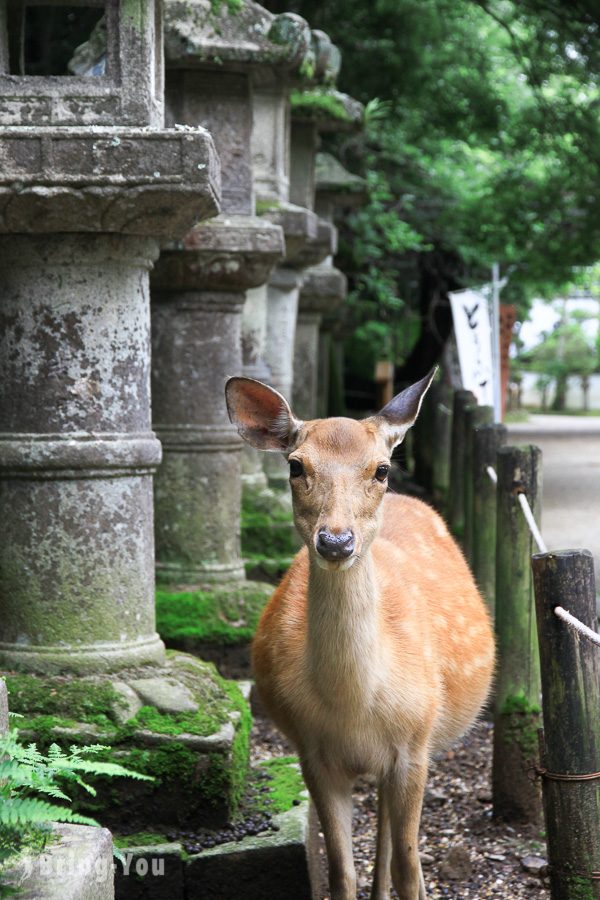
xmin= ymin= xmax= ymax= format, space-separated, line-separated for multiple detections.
xmin=0 ymin=729 xmax=152 ymax=869
xmin=266 ymin=0 xmax=600 ymax=380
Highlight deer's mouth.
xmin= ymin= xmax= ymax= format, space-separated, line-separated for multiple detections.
xmin=315 ymin=555 xmax=358 ymax=572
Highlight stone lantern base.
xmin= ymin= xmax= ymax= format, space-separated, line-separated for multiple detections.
xmin=4 ymin=652 xmax=251 ymax=832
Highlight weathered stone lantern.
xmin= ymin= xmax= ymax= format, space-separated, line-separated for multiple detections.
xmin=289 ymin=79 xmax=364 ymax=419
xmin=249 ymin=18 xmax=345 ymax=487
xmin=0 ymin=0 xmax=222 ymax=674
xmin=148 ymin=0 xmax=286 ymax=587
xmin=312 ymin=151 xmax=368 ymax=416
xmin=0 ymin=2 xmax=253 ymax=835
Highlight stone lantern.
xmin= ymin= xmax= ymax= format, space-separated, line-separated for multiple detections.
xmin=249 ymin=17 xmax=345 ymax=488
xmin=0 ymin=0 xmax=221 ymax=674
xmin=311 ymin=151 xmax=368 ymax=417
xmin=0 ymin=2 xmax=253 ymax=834
xmin=289 ymin=80 xmax=364 ymax=419
xmin=148 ymin=0 xmax=287 ymax=587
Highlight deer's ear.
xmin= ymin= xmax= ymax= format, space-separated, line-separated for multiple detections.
xmin=225 ymin=377 xmax=302 ymax=453
xmin=372 ymin=367 xmax=437 ymax=450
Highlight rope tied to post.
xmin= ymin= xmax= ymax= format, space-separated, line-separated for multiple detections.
xmin=532 ymin=766 xmax=600 ymax=782
xmin=485 ymin=464 xmax=600 ymax=647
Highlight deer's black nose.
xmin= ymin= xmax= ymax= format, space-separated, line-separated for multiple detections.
xmin=316 ymin=529 xmax=355 ymax=561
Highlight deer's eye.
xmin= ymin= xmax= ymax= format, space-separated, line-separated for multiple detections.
xmin=289 ymin=458 xmax=304 ymax=478
xmin=375 ymin=464 xmax=390 ymax=483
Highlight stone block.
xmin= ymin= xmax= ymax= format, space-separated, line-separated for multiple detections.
xmin=185 ymin=801 xmax=316 ymax=900
xmin=5 ymin=654 xmax=251 ymax=832
xmin=0 ymin=824 xmax=114 ymax=900
xmin=0 ymin=128 xmax=220 ymax=239
xmin=114 ymin=842 xmax=185 ymax=900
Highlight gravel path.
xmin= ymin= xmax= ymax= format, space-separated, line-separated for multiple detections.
xmin=251 ymin=714 xmax=550 ymax=899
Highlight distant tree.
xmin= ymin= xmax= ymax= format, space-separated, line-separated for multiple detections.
xmin=264 ymin=0 xmax=600 ymax=384
xmin=524 ymin=309 xmax=597 ymax=410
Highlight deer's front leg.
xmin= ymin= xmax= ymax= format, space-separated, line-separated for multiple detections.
xmin=300 ymin=756 xmax=355 ymax=900
xmin=371 ymin=782 xmax=392 ymax=900
xmin=384 ymin=755 xmax=428 ymax=900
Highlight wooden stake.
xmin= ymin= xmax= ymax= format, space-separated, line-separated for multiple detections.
xmin=431 ymin=382 xmax=453 ymax=515
xmin=463 ymin=404 xmax=493 ymax=564
xmin=448 ymin=389 xmax=476 ymax=542
xmin=532 ymin=550 xmax=600 ymax=900
xmin=472 ymin=424 xmax=507 ymax=616
xmin=492 ymin=444 xmax=542 ymax=823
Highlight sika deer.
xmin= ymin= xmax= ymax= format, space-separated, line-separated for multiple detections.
xmin=225 ymin=371 xmax=495 ymax=900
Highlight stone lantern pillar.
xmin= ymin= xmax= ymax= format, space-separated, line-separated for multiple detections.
xmin=148 ymin=1 xmax=285 ymax=586
xmin=0 ymin=3 xmax=219 ymax=675
xmin=289 ymin=85 xmax=363 ymax=419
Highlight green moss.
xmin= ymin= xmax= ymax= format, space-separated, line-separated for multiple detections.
xmin=156 ymin=584 xmax=271 ymax=648
xmin=290 ymin=89 xmax=352 ymax=122
xmin=501 ymin=690 xmax=541 ymax=716
xmin=257 ymin=757 xmax=305 ymax=814
xmin=244 ymin=553 xmax=293 ymax=585
xmin=255 ymin=199 xmax=281 ymax=215
xmin=241 ymin=492 xmax=299 ymax=557
xmin=131 ymin=705 xmax=221 ymax=738
xmin=113 ymin=832 xmax=166 ymax=849
xmin=5 ymin=661 xmax=253 ymax=826
xmin=5 ymin=675 xmax=122 ymax=727
xmin=499 ymin=691 xmax=541 ymax=759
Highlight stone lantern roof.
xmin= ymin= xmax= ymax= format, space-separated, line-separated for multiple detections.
xmin=165 ymin=0 xmax=315 ymax=77
xmin=315 ymin=152 xmax=368 ymax=207
xmin=290 ymin=89 xmax=364 ymax=131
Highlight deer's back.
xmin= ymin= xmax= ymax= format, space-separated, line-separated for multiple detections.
xmin=253 ymin=493 xmax=494 ymax=758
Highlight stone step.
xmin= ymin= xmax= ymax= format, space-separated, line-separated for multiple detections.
xmin=113 ymin=756 xmax=318 ymax=899
xmin=0 ymin=824 xmax=114 ymax=900
xmin=114 ymin=800 xmax=318 ymax=900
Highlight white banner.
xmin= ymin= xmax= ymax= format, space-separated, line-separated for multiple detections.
xmin=448 ymin=288 xmax=494 ymax=407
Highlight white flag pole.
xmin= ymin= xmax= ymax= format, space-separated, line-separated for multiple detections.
xmin=491 ymin=263 xmax=502 ymax=422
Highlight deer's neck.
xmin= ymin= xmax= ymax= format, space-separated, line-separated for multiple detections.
xmin=306 ymin=551 xmax=382 ymax=705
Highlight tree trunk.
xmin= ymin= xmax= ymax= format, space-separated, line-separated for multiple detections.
xmin=395 ymin=248 xmax=463 ymax=387
xmin=551 ymin=373 xmax=567 ymax=411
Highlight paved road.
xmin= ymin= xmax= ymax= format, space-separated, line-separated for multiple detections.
xmin=507 ymin=415 xmax=600 ymax=582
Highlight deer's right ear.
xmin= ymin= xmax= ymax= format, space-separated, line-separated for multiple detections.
xmin=225 ymin=377 xmax=302 ymax=453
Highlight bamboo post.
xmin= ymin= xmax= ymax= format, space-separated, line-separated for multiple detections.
xmin=463 ymin=404 xmax=493 ymax=564
xmin=472 ymin=424 xmax=507 ymax=616
xmin=448 ymin=389 xmax=476 ymax=542
xmin=492 ymin=444 xmax=543 ymax=823
xmin=531 ymin=550 xmax=600 ymax=900
xmin=432 ymin=382 xmax=453 ymax=514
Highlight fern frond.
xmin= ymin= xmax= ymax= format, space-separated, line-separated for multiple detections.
xmin=0 ymin=798 xmax=98 ymax=828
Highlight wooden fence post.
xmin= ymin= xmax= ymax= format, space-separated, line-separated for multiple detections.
xmin=448 ymin=389 xmax=476 ymax=541
xmin=472 ymin=424 xmax=507 ymax=616
xmin=463 ymin=404 xmax=493 ymax=564
xmin=531 ymin=550 xmax=600 ymax=900
xmin=493 ymin=444 xmax=543 ymax=822
xmin=431 ymin=382 xmax=452 ymax=514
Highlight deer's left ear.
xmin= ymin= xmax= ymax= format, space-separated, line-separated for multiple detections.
xmin=371 ymin=367 xmax=437 ymax=451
